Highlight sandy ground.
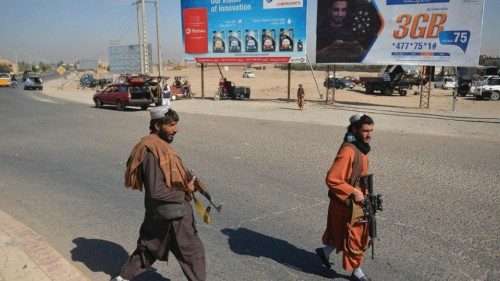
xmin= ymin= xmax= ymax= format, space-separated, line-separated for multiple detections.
xmin=42 ymin=66 xmax=500 ymax=140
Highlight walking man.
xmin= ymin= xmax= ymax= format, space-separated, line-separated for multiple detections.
xmin=113 ymin=106 xmax=206 ymax=281
xmin=297 ymin=84 xmax=305 ymax=110
xmin=316 ymin=113 xmax=374 ymax=281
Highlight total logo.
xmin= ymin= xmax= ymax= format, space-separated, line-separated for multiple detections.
xmin=185 ymin=28 xmax=206 ymax=35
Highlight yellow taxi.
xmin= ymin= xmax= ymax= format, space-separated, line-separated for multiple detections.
xmin=0 ymin=73 xmax=11 ymax=87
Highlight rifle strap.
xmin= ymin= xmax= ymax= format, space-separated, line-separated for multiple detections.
xmin=193 ymin=194 xmax=212 ymax=224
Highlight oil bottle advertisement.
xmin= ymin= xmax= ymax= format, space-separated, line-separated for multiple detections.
xmin=181 ymin=0 xmax=307 ymax=63
xmin=315 ymin=0 xmax=485 ymax=66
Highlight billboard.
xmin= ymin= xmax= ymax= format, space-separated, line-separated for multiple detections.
xmin=181 ymin=0 xmax=307 ymax=64
xmin=109 ymin=44 xmax=152 ymax=74
xmin=315 ymin=0 xmax=485 ymax=66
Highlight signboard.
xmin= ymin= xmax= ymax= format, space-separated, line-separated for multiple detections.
xmin=56 ymin=66 xmax=65 ymax=75
xmin=315 ymin=0 xmax=484 ymax=66
xmin=181 ymin=0 xmax=307 ymax=64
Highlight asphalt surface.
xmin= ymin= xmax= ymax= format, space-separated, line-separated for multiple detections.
xmin=0 ymin=86 xmax=498 ymax=281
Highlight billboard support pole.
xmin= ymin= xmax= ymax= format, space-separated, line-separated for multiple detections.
xmin=306 ymin=54 xmax=323 ymax=100
xmin=452 ymin=67 xmax=458 ymax=112
xmin=201 ymin=63 xmax=205 ymax=99
xmin=287 ymin=63 xmax=291 ymax=102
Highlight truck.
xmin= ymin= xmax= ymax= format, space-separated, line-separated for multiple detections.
xmin=360 ymin=65 xmax=422 ymax=96
xmin=473 ymin=76 xmax=500 ymax=101
xmin=79 ymin=73 xmax=113 ymax=90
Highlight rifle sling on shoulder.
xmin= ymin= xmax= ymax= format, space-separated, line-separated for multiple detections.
xmin=328 ymin=142 xmax=364 ymax=205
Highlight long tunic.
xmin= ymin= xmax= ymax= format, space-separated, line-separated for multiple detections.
xmin=322 ymin=144 xmax=369 ymax=271
xmin=297 ymin=88 xmax=305 ymax=109
xmin=120 ymin=152 xmax=206 ymax=280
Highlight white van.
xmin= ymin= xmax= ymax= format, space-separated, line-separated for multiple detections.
xmin=434 ymin=77 xmax=456 ymax=90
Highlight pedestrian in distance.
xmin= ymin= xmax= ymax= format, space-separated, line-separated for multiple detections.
xmin=162 ymin=83 xmax=171 ymax=107
xmin=297 ymin=84 xmax=305 ymax=110
xmin=113 ymin=106 xmax=206 ymax=281
xmin=316 ymin=113 xmax=374 ymax=281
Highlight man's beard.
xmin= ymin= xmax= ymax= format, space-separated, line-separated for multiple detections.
xmin=332 ymin=17 xmax=344 ymax=26
xmin=159 ymin=130 xmax=174 ymax=143
xmin=354 ymin=132 xmax=369 ymax=144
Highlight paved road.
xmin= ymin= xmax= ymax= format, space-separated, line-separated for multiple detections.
xmin=0 ymin=87 xmax=498 ymax=281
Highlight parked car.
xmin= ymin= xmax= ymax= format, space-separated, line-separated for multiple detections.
xmin=470 ymin=75 xmax=499 ymax=94
xmin=93 ymin=76 xmax=155 ymax=111
xmin=434 ymin=77 xmax=456 ymax=89
xmin=24 ymin=76 xmax=43 ymax=90
xmin=0 ymin=73 xmax=11 ymax=87
xmin=473 ymin=77 xmax=500 ymax=101
xmin=242 ymin=70 xmax=255 ymax=78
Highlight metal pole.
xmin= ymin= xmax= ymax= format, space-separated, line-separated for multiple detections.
xmin=136 ymin=1 xmax=144 ymax=74
xmin=141 ymin=0 xmax=149 ymax=74
xmin=452 ymin=67 xmax=458 ymax=112
xmin=333 ymin=65 xmax=336 ymax=103
xmin=326 ymin=65 xmax=330 ymax=104
xmin=201 ymin=63 xmax=205 ymax=99
xmin=154 ymin=0 xmax=162 ymax=77
xmin=287 ymin=63 xmax=291 ymax=102
xmin=8 ymin=49 xmax=18 ymax=74
xmin=306 ymin=54 xmax=323 ymax=99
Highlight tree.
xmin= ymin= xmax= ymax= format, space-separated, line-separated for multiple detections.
xmin=0 ymin=63 xmax=13 ymax=73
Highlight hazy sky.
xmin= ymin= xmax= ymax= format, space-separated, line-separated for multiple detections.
xmin=0 ymin=0 xmax=498 ymax=64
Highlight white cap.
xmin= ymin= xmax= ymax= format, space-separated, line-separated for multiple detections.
xmin=349 ymin=113 xmax=364 ymax=124
xmin=150 ymin=105 xmax=170 ymax=120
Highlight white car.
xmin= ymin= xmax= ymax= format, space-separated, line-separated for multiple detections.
xmin=470 ymin=75 xmax=499 ymax=94
xmin=242 ymin=70 xmax=255 ymax=78
xmin=434 ymin=77 xmax=456 ymax=89
xmin=473 ymin=77 xmax=500 ymax=101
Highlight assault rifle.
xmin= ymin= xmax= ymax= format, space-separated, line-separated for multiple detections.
xmin=194 ymin=178 xmax=222 ymax=213
xmin=187 ymin=170 xmax=222 ymax=213
xmin=359 ymin=174 xmax=383 ymax=259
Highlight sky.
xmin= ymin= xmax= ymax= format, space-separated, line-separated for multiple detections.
xmin=0 ymin=0 xmax=498 ymax=64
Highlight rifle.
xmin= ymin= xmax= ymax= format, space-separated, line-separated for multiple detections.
xmin=187 ymin=170 xmax=222 ymax=213
xmin=359 ymin=174 xmax=383 ymax=259
xmin=194 ymin=178 xmax=222 ymax=213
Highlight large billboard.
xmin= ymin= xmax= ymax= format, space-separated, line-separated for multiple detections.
xmin=315 ymin=0 xmax=485 ymax=66
xmin=181 ymin=0 xmax=307 ymax=64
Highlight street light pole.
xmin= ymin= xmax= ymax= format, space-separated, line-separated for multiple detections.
xmin=8 ymin=49 xmax=18 ymax=74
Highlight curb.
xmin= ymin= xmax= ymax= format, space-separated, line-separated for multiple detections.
xmin=0 ymin=210 xmax=90 ymax=281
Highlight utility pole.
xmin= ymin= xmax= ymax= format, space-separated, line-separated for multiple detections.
xmin=141 ymin=0 xmax=149 ymax=74
xmin=134 ymin=0 xmax=147 ymax=74
xmin=154 ymin=0 xmax=162 ymax=77
xmin=8 ymin=49 xmax=18 ymax=74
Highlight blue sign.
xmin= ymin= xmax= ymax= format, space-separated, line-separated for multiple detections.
xmin=439 ymin=30 xmax=470 ymax=52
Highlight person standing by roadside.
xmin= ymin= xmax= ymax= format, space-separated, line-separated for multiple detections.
xmin=315 ymin=113 xmax=374 ymax=281
xmin=162 ymin=83 xmax=171 ymax=107
xmin=112 ymin=106 xmax=206 ymax=281
xmin=297 ymin=84 xmax=305 ymax=110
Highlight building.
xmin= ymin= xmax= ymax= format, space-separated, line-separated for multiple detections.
xmin=108 ymin=44 xmax=152 ymax=74
xmin=77 ymin=59 xmax=99 ymax=71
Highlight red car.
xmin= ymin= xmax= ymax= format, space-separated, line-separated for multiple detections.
xmin=344 ymin=76 xmax=362 ymax=86
xmin=93 ymin=76 xmax=156 ymax=111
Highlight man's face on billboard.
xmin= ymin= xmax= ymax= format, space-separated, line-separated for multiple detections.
xmin=329 ymin=1 xmax=348 ymax=26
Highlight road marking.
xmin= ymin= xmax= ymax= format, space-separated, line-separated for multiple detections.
xmin=31 ymin=95 xmax=59 ymax=104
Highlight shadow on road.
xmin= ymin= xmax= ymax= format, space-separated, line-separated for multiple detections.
xmin=70 ymin=237 xmax=170 ymax=281
xmin=221 ymin=227 xmax=350 ymax=280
